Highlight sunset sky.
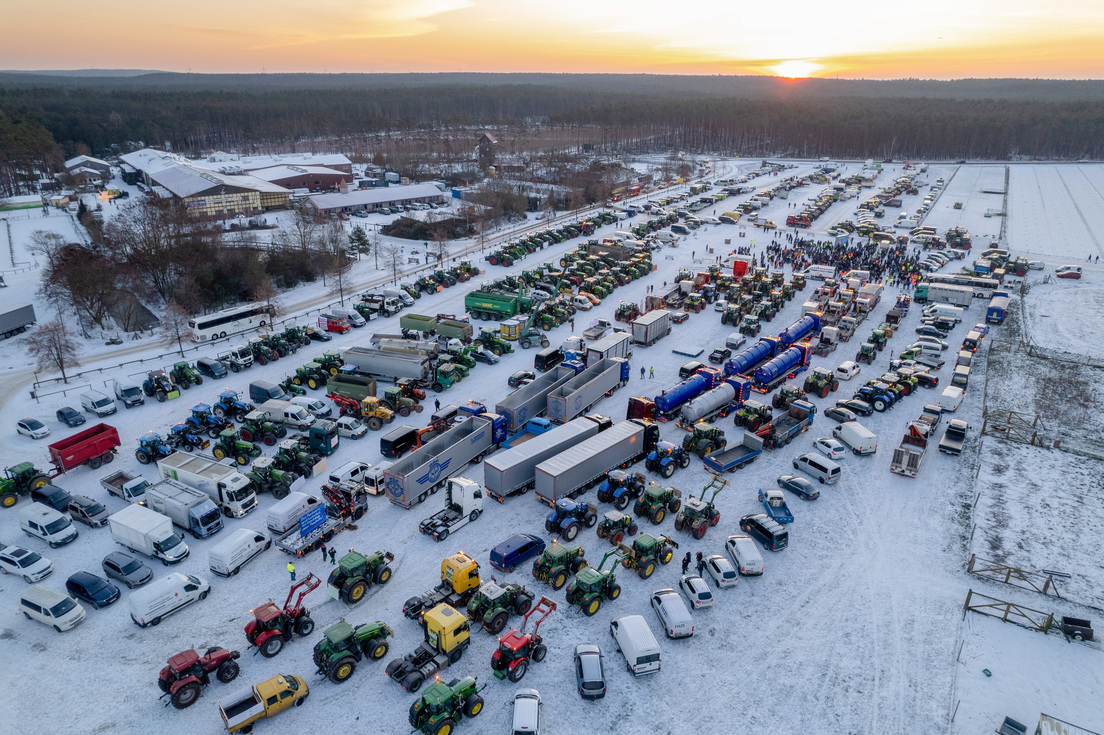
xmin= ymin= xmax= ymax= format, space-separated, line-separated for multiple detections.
xmin=3 ymin=0 xmax=1103 ymax=79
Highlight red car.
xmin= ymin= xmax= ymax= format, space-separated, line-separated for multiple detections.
xmin=1056 ymin=265 xmax=1082 ymax=279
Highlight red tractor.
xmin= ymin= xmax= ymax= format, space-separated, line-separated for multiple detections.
xmin=490 ymin=596 xmax=556 ymax=683
xmin=158 ymin=647 xmax=241 ymax=709
xmin=245 ymin=573 xmax=321 ymax=658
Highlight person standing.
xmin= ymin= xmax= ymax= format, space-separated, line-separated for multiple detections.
xmin=329 ymin=547 xmax=337 ymax=564
xmin=570 ymin=318 xmax=575 ymax=330
xmin=320 ymin=541 xmax=327 ymax=561
xmin=649 ymin=367 xmax=654 ymax=379
xmin=640 ymin=366 xmax=646 ymax=380
xmin=681 ymin=552 xmax=691 ymax=575
xmin=695 ymin=552 xmax=704 ymax=576
xmin=434 ymin=398 xmax=441 ymax=411
xmin=287 ymin=561 xmax=296 ymax=582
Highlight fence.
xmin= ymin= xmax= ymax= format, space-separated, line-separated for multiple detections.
xmin=967 ymin=554 xmax=1061 ymax=598
xmin=981 ymin=409 xmax=1039 ymax=445
xmin=963 ymin=589 xmax=1054 ymax=633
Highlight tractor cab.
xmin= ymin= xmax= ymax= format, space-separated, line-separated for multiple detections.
xmin=251 ymin=601 xmax=285 ymax=632
xmin=164 ymin=650 xmax=206 ymax=682
xmin=683 ymin=497 xmax=709 ymax=516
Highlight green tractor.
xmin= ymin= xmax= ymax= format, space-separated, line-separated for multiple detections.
xmin=739 ymin=315 xmax=762 ymax=337
xmin=263 ymin=332 xmax=294 ymax=358
xmin=781 ymin=282 xmax=796 ymax=301
xmin=476 ymin=327 xmax=513 ymax=356
xmin=674 ymin=475 xmax=727 ymax=540
xmin=432 ymin=363 xmax=460 ymax=393
xmin=408 ymin=675 xmax=484 ymax=735
xmin=531 ymin=543 xmax=587 ymax=591
xmin=292 ymin=363 xmax=328 ymax=390
xmin=681 ymin=422 xmax=728 ymax=458
xmin=211 ymin=428 xmax=261 ymax=465
xmin=315 ymin=350 xmax=345 ymax=376
xmin=869 ymin=329 xmax=888 ymax=351
xmin=754 ymin=299 xmax=776 ymax=322
xmin=791 ymin=274 xmax=807 ymax=290
xmin=313 ymin=619 xmax=394 ymax=684
xmin=720 ymin=303 xmax=740 ymax=326
xmin=433 ymin=269 xmax=458 ymax=287
xmin=565 ymin=548 xmax=624 ymax=617
xmin=273 ymin=439 xmax=320 ymax=478
xmin=283 ymin=325 xmax=312 ymax=347
xmin=380 ymin=385 xmax=424 ymax=417
xmin=169 ymin=361 xmax=204 ymax=390
xmin=615 ymin=301 xmax=641 ymax=323
xmin=803 ymin=367 xmax=840 ymax=398
xmin=1 ymin=462 xmax=52 ymax=508
xmin=399 ymin=282 xmax=422 ymax=301
xmin=632 ymin=482 xmax=682 ymax=526
xmin=446 ymin=345 xmax=477 ymax=370
xmin=327 ymin=550 xmax=395 ymax=604
xmin=595 ymin=510 xmax=639 ymax=546
xmin=245 ymin=457 xmax=298 ymax=499
xmin=247 ymin=336 xmax=278 ymax=366
xmin=857 ymin=342 xmax=877 ymax=365
xmin=618 ymin=534 xmax=678 ymax=580
xmin=414 ymin=275 xmax=441 ymax=294
xmin=278 ymin=375 xmax=306 ymax=398
xmin=466 ymin=581 xmax=534 ymax=634
xmin=771 ymin=385 xmax=806 ymax=411
xmin=238 ymin=410 xmax=287 ymax=446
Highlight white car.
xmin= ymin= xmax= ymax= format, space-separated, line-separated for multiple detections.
xmin=678 ymin=574 xmax=714 ymax=610
xmin=713 ymin=299 xmax=728 ymax=313
xmin=835 ymin=361 xmax=861 ymax=381
xmin=701 ymin=216 xmax=721 ymax=225
xmin=511 ymin=689 xmax=542 ymax=734
xmin=0 ymin=545 xmax=54 ymax=582
xmin=16 ymin=418 xmax=50 ymax=439
xmin=813 ymin=437 xmax=847 ymax=460
xmin=725 ymin=535 xmax=765 ymax=576
xmin=938 ymin=386 xmax=965 ymax=412
xmin=651 ymin=588 xmax=694 ymax=638
xmin=915 ymin=336 xmax=949 ymax=351
xmin=1027 ymin=260 xmax=1045 ymax=270
xmin=335 ymin=416 xmax=368 ymax=440
xmin=703 ymin=554 xmax=738 ymax=589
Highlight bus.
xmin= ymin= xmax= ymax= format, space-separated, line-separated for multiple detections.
xmin=923 ymin=274 xmax=999 ymax=298
xmin=189 ymin=303 xmax=272 ymax=342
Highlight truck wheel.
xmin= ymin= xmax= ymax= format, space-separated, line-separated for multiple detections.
xmin=260 ymin=635 xmax=285 ymax=658
xmin=329 ymin=657 xmax=357 ymax=684
xmin=508 ymin=660 xmax=528 ymax=682
xmin=488 ymin=611 xmax=509 ymax=634
xmin=436 ymin=529 xmax=449 ymax=542
xmin=433 ymin=382 xmax=444 ymax=393
xmin=563 ymin=522 xmax=579 ymax=541
xmin=346 ymin=580 xmax=368 ymax=603
xmin=651 ymin=508 xmax=666 ymax=525
xmin=551 ymin=571 xmax=567 ymax=590
xmin=404 ymin=674 xmax=424 ymax=693
xmin=448 ymin=646 xmax=464 ymax=664
xmin=216 ymin=660 xmax=240 ymax=683
xmin=171 ymin=681 xmax=201 ymax=709
xmin=583 ymin=597 xmax=601 ymax=616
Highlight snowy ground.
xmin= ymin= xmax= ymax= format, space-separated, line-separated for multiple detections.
xmin=2 ymin=160 xmax=1103 ymax=735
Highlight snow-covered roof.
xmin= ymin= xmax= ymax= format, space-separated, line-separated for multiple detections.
xmin=149 ymin=164 xmax=288 ymax=199
xmin=120 ymin=149 xmax=178 ymax=176
xmin=193 ymin=151 xmax=351 ymax=172
xmin=64 ymin=154 xmax=109 ymax=171
xmin=305 ymin=183 xmax=445 ymax=210
xmin=249 ymin=165 xmax=349 ymax=183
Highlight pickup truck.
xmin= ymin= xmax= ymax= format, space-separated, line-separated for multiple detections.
xmin=937 ymin=419 xmax=968 ymax=455
xmin=759 ymin=400 xmax=817 ymax=449
xmin=703 ymin=431 xmax=764 ymax=474
xmin=583 ymin=319 xmax=614 ymax=341
xmin=101 ymin=470 xmax=152 ymax=504
xmin=757 ymin=488 xmax=794 ymax=523
xmin=218 ymin=674 xmax=308 ymax=733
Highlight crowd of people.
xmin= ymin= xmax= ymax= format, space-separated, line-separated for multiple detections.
xmin=751 ymin=231 xmax=931 ymax=289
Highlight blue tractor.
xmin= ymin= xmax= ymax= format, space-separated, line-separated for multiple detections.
xmin=184 ymin=403 xmax=231 ymax=438
xmin=212 ymin=389 xmax=254 ymax=423
xmin=596 ymin=470 xmax=647 ymax=511
xmin=854 ymin=382 xmax=897 ymax=413
xmin=142 ymin=369 xmax=180 ymax=403
xmin=134 ymin=432 xmax=174 ymax=465
xmin=166 ymin=423 xmax=208 ymax=452
xmin=644 ymin=440 xmax=691 ymax=479
xmin=544 ymin=499 xmax=598 ymax=542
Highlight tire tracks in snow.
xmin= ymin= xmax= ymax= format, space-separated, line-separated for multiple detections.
xmin=1055 ymin=167 xmax=1104 ymax=260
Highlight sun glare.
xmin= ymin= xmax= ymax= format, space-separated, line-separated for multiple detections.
xmin=771 ymin=60 xmax=822 ymax=78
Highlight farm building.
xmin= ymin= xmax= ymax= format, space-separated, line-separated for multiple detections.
xmin=303 ymin=183 xmax=447 ymax=215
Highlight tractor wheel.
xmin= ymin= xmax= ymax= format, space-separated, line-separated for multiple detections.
xmin=694 ymin=522 xmax=707 ymax=540
xmin=307 ymin=378 xmax=319 ymax=390
xmin=156 ymin=391 xmax=167 ymax=403
xmin=235 ymin=454 xmax=249 ymax=466
xmin=873 ymin=399 xmax=887 ymax=412
xmin=404 ymin=675 xmax=424 ymax=694
xmin=508 ymin=660 xmax=528 ymax=682
xmin=661 ymin=462 xmax=675 ymax=479
xmin=240 ymin=428 xmax=254 ymax=442
xmin=584 ymin=511 xmax=597 ymax=527
xmin=702 ymin=442 xmax=715 ymax=456
xmin=212 ymin=447 xmax=226 ymax=460
xmin=595 ymin=524 xmax=608 ymax=539
xmin=346 ymin=580 xmax=368 ymax=604
xmin=632 ymin=500 xmax=644 ymax=516
xmin=234 ymin=412 xmax=247 ymax=423
xmin=520 ymin=339 xmax=531 ymax=349
xmin=368 ymin=417 xmax=383 ymax=431
xmin=179 ymin=378 xmax=191 ymax=390
xmin=295 ymin=616 xmax=315 ymax=637
xmin=465 ymin=693 xmax=485 ymax=718
xmin=207 ymin=427 xmax=221 ymax=439
xmin=640 ymin=561 xmax=655 ymax=579
xmin=583 ymin=597 xmax=601 ymax=617
xmin=487 ymin=611 xmax=509 ymax=634
xmin=293 ymin=376 xmax=303 ymax=386
xmin=276 ymin=426 xmax=288 ymax=438
xmin=257 ymin=356 xmax=267 ymax=366
xmin=711 ymin=510 xmax=721 ymax=527
xmin=1 ymin=492 xmax=18 ymax=508
xmin=629 ymin=523 xmax=638 ymax=535
xmin=399 ymin=406 xmax=411 ymax=417
xmin=615 ymin=494 xmax=630 ymax=511
xmin=171 ymin=682 xmax=201 ymax=709
xmin=531 ymin=644 xmax=548 ymax=663
xmin=668 ymin=498 xmax=682 ymax=513
xmin=563 ymin=522 xmax=579 ymax=541
xmin=820 ymin=385 xmax=830 ymax=398
xmin=216 ymin=660 xmax=240 ymax=683
xmin=262 ymin=434 xmax=276 ymax=447
xmin=651 ymin=507 xmax=666 ymax=525
xmin=375 ymin=565 xmax=392 ymax=585
xmin=328 ymin=657 xmax=357 ymax=684
xmin=831 ymin=380 xmax=840 ymax=391
xmin=679 ymin=452 xmax=690 ymax=469
xmin=551 ymin=571 xmax=567 ymax=590
xmin=515 ymin=596 xmax=533 ymax=615
xmin=660 ymin=547 xmax=674 ymax=565
xmin=367 ymin=639 xmax=390 ymax=660
xmin=611 ymin=532 xmax=623 ymax=545
xmin=260 ymin=635 xmax=285 ymax=658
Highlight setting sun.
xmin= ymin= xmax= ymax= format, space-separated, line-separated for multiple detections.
xmin=771 ymin=60 xmax=822 ymax=78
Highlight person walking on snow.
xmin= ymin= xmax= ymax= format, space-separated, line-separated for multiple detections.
xmin=329 ymin=547 xmax=337 ymax=564
xmin=287 ymin=562 xmax=296 ymax=582
xmin=649 ymin=367 xmax=654 ymax=379
xmin=682 ymin=552 xmax=692 ymax=574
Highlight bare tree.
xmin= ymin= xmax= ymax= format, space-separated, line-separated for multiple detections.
xmin=327 ymin=248 xmax=354 ymax=306
xmin=160 ymin=300 xmax=192 ymax=357
xmin=27 ymin=230 xmax=65 ymax=258
xmin=430 ymin=230 xmax=449 ymax=264
xmin=37 ymin=243 xmax=119 ymax=329
xmin=288 ymin=207 xmax=321 ymax=251
xmin=380 ymin=241 xmax=404 ymax=284
xmin=27 ymin=320 xmax=82 ymax=383
xmin=251 ymin=279 xmax=282 ymax=324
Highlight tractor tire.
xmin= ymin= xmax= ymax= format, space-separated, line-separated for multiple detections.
xmin=515 ymin=596 xmax=533 ymax=615
xmin=487 ymin=611 xmax=509 ymax=634
xmin=540 ymin=339 xmax=550 ymax=348
xmin=235 ymin=455 xmax=249 ymax=466
xmin=367 ymin=639 xmax=390 ymax=660
xmin=611 ymin=532 xmax=623 ymax=545
xmin=465 ymin=693 xmax=485 ymax=718
xmin=651 ymin=507 xmax=666 ymax=525
xmin=257 ymin=356 xmax=267 ymax=366
xmin=660 ymin=546 xmax=673 ymax=565
xmin=873 ymin=398 xmax=887 ymax=412
xmin=156 ymin=391 xmax=167 ymax=403
xmin=216 ymin=660 xmax=240 ymax=683
xmin=702 ymin=442 xmax=715 ymax=456
xmin=212 ymin=447 xmax=226 ymax=460
xmin=262 ymin=434 xmax=277 ymax=447
xmin=346 ymin=580 xmax=368 ymax=604
xmin=307 ymin=378 xmax=319 ymax=390
xmin=584 ymin=511 xmax=597 ymax=527
xmin=239 ymin=428 xmax=253 ymax=442
xmin=171 ymin=681 xmax=202 ymax=709
xmin=520 ymin=339 xmax=531 ymax=349
xmin=668 ymin=498 xmax=681 ymax=513
xmin=179 ymin=378 xmax=191 ymax=390
xmin=632 ymin=500 xmax=644 ymax=516
xmin=679 ymin=452 xmax=690 ymax=469
xmin=234 ymin=412 xmax=247 ymax=423
xmin=368 ymin=417 xmax=383 ymax=431
xmin=711 ymin=510 xmax=721 ymax=527
xmin=694 ymin=522 xmax=707 ymax=540
xmin=293 ymin=376 xmax=303 ymax=386
xmin=572 ymin=557 xmax=588 ymax=573
xmin=328 ymin=657 xmax=357 ymax=684
xmin=595 ymin=524 xmax=608 ymax=539
xmin=259 ymin=635 xmax=285 ymax=658
xmin=508 ymin=660 xmax=528 ymax=682
xmin=640 ymin=561 xmax=655 ymax=579
xmin=614 ymin=494 xmax=630 ymax=511
xmin=295 ymin=616 xmax=315 ymax=637
xmin=831 ymin=380 xmax=840 ymax=391
xmin=565 ymin=587 xmax=577 ymax=605
xmin=563 ymin=522 xmax=579 ymax=541
xmin=608 ymin=583 xmax=622 ymax=600
xmin=551 ymin=571 xmax=567 ymax=590
xmin=273 ymin=483 xmax=290 ymax=500
xmin=276 ymin=426 xmax=288 ymax=438
xmin=206 ymin=427 xmax=221 ymax=439
xmin=375 ymin=565 xmax=392 ymax=585
xmin=398 ymin=406 xmax=411 ymax=417
xmin=629 ymin=523 xmax=638 ymax=535
xmin=583 ymin=597 xmax=601 ymax=617
xmin=661 ymin=462 xmax=675 ymax=479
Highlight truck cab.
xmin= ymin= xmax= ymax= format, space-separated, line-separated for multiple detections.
xmin=218 ymin=675 xmax=308 ymax=734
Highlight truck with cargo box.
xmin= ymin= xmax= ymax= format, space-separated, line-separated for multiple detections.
xmin=108 ymin=503 xmax=190 ymax=565
xmin=631 ymin=310 xmax=671 ymax=346
xmin=342 ymin=346 xmax=432 ymax=383
xmin=48 ymin=423 xmax=120 ymax=474
xmin=384 ymin=412 xmax=509 ymax=508
xmin=534 ymin=419 xmax=659 ymax=506
xmin=547 ymin=358 xmax=629 ymax=424
xmin=495 ymin=364 xmax=580 ymax=433
xmin=0 ymin=303 xmax=36 ymax=340
xmin=145 ymin=479 xmax=224 ymax=539
xmin=156 ymin=453 xmax=257 ymax=518
xmin=484 ymin=415 xmax=612 ymax=501
xmin=585 ymin=332 xmax=634 ymax=366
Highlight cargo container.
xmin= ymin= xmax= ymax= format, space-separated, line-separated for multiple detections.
xmin=631 ymin=310 xmax=671 ymax=346
xmin=585 ymin=332 xmax=634 ymax=366
xmin=342 ymin=346 xmax=432 ymax=382
xmin=145 ymin=479 xmax=223 ymax=539
xmin=547 ymin=358 xmax=629 ymax=424
xmin=108 ymin=504 xmax=189 ymax=565
xmin=534 ymin=420 xmax=659 ymax=506
xmin=495 ymin=364 xmax=580 ymax=433
xmin=0 ymin=303 xmax=36 ymax=340
xmin=484 ymin=415 xmax=613 ymax=501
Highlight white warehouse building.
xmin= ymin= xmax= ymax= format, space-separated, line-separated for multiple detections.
xmin=303 ymin=183 xmax=447 ymax=215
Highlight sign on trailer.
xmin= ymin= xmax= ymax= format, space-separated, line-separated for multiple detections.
xmin=298 ymin=504 xmax=327 ymax=537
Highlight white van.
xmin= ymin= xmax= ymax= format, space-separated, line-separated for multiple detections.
xmin=654 ymin=231 xmax=677 ymax=243
xmin=833 ymin=422 xmax=878 ymax=456
xmin=793 ymin=453 xmax=841 ymax=484
xmin=208 ymin=528 xmax=270 ymax=577
xmin=726 ymin=333 xmax=747 ymax=351
xmin=725 ymin=535 xmax=765 ymax=576
xmin=19 ymin=585 xmax=86 ymax=632
xmin=80 ymin=389 xmax=117 ymax=417
xmin=802 ymin=265 xmax=837 ymax=281
xmin=938 ymin=385 xmax=965 ymax=412
xmin=290 ymin=395 xmax=333 ymax=419
xmin=129 ymin=572 xmax=210 ymax=627
xmin=609 ymin=615 xmax=662 ymax=676
xmin=331 ymin=307 xmax=366 ymax=327
xmin=19 ymin=503 xmax=79 ymax=548
xmin=329 ymin=460 xmax=390 ymax=496
xmin=267 ymin=492 xmax=323 ymax=534
xmin=923 ymin=304 xmax=964 ymax=322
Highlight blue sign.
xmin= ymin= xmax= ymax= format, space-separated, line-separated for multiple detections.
xmin=298 ymin=504 xmax=327 ymax=538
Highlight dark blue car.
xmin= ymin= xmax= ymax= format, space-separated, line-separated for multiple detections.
xmin=490 ymin=533 xmax=546 ymax=573
xmin=65 ymin=571 xmax=120 ymax=609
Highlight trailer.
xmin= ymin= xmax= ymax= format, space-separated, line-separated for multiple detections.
xmin=724 ymin=337 xmax=781 ymax=378
xmin=890 ymin=426 xmax=928 ymax=477
xmin=326 ymin=373 xmax=378 ymax=401
xmin=399 ymin=313 xmax=438 ymax=334
xmin=631 ymin=310 xmax=671 ymax=347
xmin=585 ymin=332 xmax=633 ymax=366
xmin=678 ymin=378 xmax=751 ymax=425
xmin=534 ymin=419 xmax=660 ymax=506
xmin=342 ymin=346 xmax=432 ymax=383
xmin=48 ymin=423 xmax=120 ymax=474
xmin=654 ymin=368 xmax=724 ymax=417
xmin=465 ymin=291 xmax=532 ymax=321
xmin=495 ymin=365 xmax=580 ymax=433
xmin=703 ymin=431 xmax=764 ymax=473
xmin=274 ymin=481 xmax=368 ymax=556
xmin=547 ymin=358 xmax=629 ymax=424
xmin=751 ymin=344 xmax=812 ymax=393
xmin=0 ymin=303 xmax=36 ymax=340
xmin=370 ymin=334 xmax=441 ymax=359
xmin=384 ymin=412 xmax=509 ymax=508
xmin=484 ymin=415 xmax=611 ymax=501
xmin=759 ymin=400 xmax=816 ymax=449
xmin=436 ymin=318 xmax=474 ymax=343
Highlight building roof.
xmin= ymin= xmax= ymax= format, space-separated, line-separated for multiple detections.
xmin=119 ymin=149 xmax=178 ymax=176
xmin=64 ymin=154 xmax=110 ymax=171
xmin=480 ymin=132 xmax=497 ymax=144
xmin=195 ymin=151 xmax=352 ymax=173
xmin=149 ymin=163 xmax=289 ymax=199
xmin=306 ymin=183 xmax=445 ymax=211
xmin=249 ymin=165 xmax=349 ymax=183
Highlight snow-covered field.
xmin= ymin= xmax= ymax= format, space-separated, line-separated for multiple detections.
xmin=2 ymin=160 xmax=1103 ymax=735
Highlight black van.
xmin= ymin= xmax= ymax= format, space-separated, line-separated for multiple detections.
xmin=534 ymin=347 xmax=565 ymax=372
xmin=739 ymin=513 xmax=789 ymax=552
xmin=380 ymin=425 xmax=420 ymax=459
xmin=31 ymin=484 xmax=73 ymax=513
xmin=196 ymin=357 xmax=228 ymax=379
xmin=249 ymin=380 xmax=289 ymax=403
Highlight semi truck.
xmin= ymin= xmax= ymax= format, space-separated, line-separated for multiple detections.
xmin=751 ymin=343 xmax=812 ymax=393
xmin=145 ymin=479 xmax=224 ymax=539
xmin=703 ymin=431 xmax=765 ymax=474
xmin=678 ymin=378 xmax=752 ymax=425
xmin=585 ymin=332 xmax=633 ymax=366
xmin=546 ymin=358 xmax=629 ymax=424
xmin=156 ymin=453 xmax=257 ymax=518
xmin=370 ymin=333 xmax=441 ymax=359
xmin=631 ymin=310 xmax=671 ymax=347
xmin=342 ymin=346 xmax=432 ymax=383
xmin=108 ymin=503 xmax=190 ymax=565
xmin=384 ymin=412 xmax=509 ymax=508
xmin=534 ymin=419 xmax=660 ymax=506
xmin=759 ymin=400 xmax=816 ymax=449
xmin=47 ymin=423 xmax=121 ymax=474
xmin=101 ymin=470 xmax=152 ymax=504
xmin=654 ymin=368 xmax=724 ymax=417
xmin=0 ymin=303 xmax=36 ymax=340
xmin=418 ymin=478 xmax=484 ymax=542
xmin=495 ymin=364 xmax=581 ymax=433
xmin=484 ymin=415 xmax=612 ymax=502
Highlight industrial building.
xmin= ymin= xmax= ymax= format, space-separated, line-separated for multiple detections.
xmin=194 ymin=151 xmax=353 ymax=176
xmin=303 ymin=183 xmax=447 ymax=215
xmin=250 ymin=165 xmax=350 ymax=192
